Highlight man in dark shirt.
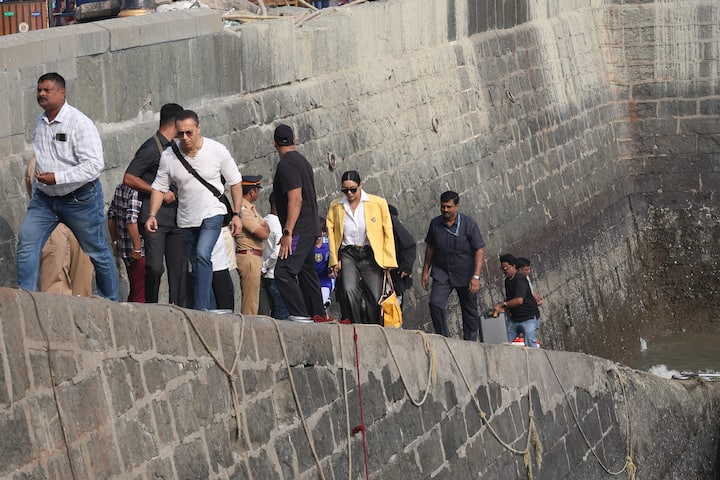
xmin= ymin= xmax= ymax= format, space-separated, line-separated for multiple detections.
xmin=271 ymin=124 xmax=325 ymax=320
xmin=421 ymin=191 xmax=485 ymax=341
xmin=123 ymin=103 xmax=187 ymax=306
xmin=493 ymin=254 xmax=540 ymax=347
xmin=388 ymin=204 xmax=416 ymax=309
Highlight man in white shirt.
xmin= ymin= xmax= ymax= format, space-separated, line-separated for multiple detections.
xmin=17 ymin=72 xmax=118 ymax=300
xmin=261 ymin=191 xmax=289 ymax=319
xmin=145 ymin=110 xmax=243 ymax=311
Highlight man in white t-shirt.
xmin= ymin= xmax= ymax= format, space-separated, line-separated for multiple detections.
xmin=145 ymin=110 xmax=243 ymax=311
xmin=261 ymin=191 xmax=289 ymax=319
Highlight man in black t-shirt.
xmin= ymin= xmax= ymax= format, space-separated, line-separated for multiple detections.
xmin=493 ymin=253 xmax=540 ymax=347
xmin=271 ymin=124 xmax=324 ymax=320
xmin=123 ymin=103 xmax=187 ymax=306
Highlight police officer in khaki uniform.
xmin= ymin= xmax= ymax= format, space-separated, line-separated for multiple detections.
xmin=234 ymin=176 xmax=270 ymax=314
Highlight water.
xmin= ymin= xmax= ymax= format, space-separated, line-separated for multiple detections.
xmin=631 ymin=332 xmax=720 ymax=378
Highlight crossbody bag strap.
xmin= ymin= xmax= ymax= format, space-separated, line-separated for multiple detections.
xmin=170 ymin=141 xmax=224 ymax=199
xmin=152 ymin=134 xmax=164 ymax=155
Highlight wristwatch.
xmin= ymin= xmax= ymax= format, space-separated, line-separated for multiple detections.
xmin=472 ymin=275 xmax=481 ymax=280
xmin=233 ymin=212 xmax=243 ymax=218
xmin=282 ymin=229 xmax=291 ymax=236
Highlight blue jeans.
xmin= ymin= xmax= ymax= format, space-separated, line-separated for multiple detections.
xmin=183 ymin=215 xmax=223 ymax=311
xmin=507 ymin=317 xmax=539 ymax=348
xmin=17 ymin=181 xmax=118 ymax=301
xmin=262 ymin=277 xmax=289 ymax=320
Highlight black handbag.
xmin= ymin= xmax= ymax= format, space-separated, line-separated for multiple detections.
xmin=170 ymin=142 xmax=233 ymax=227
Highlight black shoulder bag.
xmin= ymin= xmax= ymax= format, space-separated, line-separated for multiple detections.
xmin=170 ymin=142 xmax=233 ymax=227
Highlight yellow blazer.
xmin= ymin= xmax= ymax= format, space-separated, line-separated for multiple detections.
xmin=326 ymin=193 xmax=398 ymax=270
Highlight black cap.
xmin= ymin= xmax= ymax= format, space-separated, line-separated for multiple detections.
xmin=241 ymin=175 xmax=262 ymax=187
xmin=274 ymin=124 xmax=294 ymax=146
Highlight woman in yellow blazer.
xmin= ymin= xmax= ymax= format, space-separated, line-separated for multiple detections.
xmin=327 ymin=171 xmax=397 ymax=324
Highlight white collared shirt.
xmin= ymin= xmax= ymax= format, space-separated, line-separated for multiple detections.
xmin=32 ymin=102 xmax=105 ymax=196
xmin=341 ymin=190 xmax=370 ymax=246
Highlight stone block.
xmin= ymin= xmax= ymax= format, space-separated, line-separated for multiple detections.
xmin=29 ymin=348 xmax=77 ymax=388
xmin=0 ymin=405 xmax=33 ymax=476
xmin=416 ymin=427 xmax=445 ymax=474
xmin=186 ymin=311 xmax=219 ymax=358
xmin=145 ymin=456 xmax=175 ymax=478
xmin=362 ymin=370 xmax=387 ymax=426
xmin=115 ymin=406 xmax=160 ymax=469
xmin=173 ymin=437 xmax=210 ymax=479
xmin=245 ymin=397 xmax=276 ymax=447
xmin=248 ymin=448 xmax=283 ymax=479
xmin=151 ymin=397 xmax=176 ymax=446
xmin=205 ymin=420 xmax=234 ymax=472
xmin=73 ymin=298 xmax=114 ymax=352
xmin=150 ymin=307 xmax=189 ymax=356
xmin=55 ymin=373 xmax=110 ymax=442
xmin=272 ymin=432 xmax=296 ymax=479
xmin=85 ymin=430 xmax=122 ymax=478
xmin=439 ymin=408 xmax=469 ymax=460
xmin=26 ymin=394 xmax=66 ymax=453
xmin=289 ymin=424 xmax=315 ymax=473
xmin=657 ymin=99 xmax=697 ymax=117
xmin=143 ymin=357 xmax=187 ymax=394
xmin=537 ymin=440 xmax=571 ymax=479
xmin=680 ymin=116 xmax=720 ymax=136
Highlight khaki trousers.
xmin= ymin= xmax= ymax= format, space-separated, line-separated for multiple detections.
xmin=235 ymin=254 xmax=263 ymax=315
xmin=40 ymin=223 xmax=94 ymax=296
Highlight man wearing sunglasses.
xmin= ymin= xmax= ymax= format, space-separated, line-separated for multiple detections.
xmin=145 ymin=110 xmax=244 ymax=311
xmin=421 ymin=191 xmax=486 ymax=341
xmin=124 ymin=103 xmax=187 ymax=306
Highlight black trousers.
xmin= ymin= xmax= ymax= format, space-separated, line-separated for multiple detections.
xmin=274 ymin=235 xmax=325 ymax=317
xmin=338 ymin=246 xmax=383 ymax=324
xmin=141 ymin=223 xmax=187 ymax=306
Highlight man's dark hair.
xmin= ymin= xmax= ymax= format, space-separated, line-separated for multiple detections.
xmin=38 ymin=72 xmax=65 ymax=89
xmin=499 ymin=253 xmax=517 ymax=266
xmin=160 ymin=103 xmax=184 ymax=127
xmin=175 ymin=109 xmax=199 ymax=125
xmin=440 ymin=191 xmax=459 ymax=204
xmin=516 ymin=257 xmax=531 ymax=268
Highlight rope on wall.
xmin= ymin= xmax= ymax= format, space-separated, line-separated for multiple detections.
xmin=542 ymin=350 xmax=636 ymax=480
xmin=378 ymin=326 xmax=437 ymax=406
xmin=179 ymin=307 xmax=247 ymax=441
xmin=442 ymin=338 xmax=543 ymax=479
xmin=271 ymin=318 xmax=328 ymax=480
xmin=24 ymin=290 xmax=79 ymax=480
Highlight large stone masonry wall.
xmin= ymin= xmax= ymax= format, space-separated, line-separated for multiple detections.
xmin=595 ymin=0 xmax=720 ymax=333
xmin=0 ymin=0 xmax=718 ymax=364
xmin=1 ymin=289 xmax=718 ymax=479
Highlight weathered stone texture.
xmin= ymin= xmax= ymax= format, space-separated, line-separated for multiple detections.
xmin=3 ymin=289 xmax=713 ymax=479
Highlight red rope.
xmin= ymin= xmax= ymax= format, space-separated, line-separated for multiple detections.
xmin=352 ymin=325 xmax=370 ymax=480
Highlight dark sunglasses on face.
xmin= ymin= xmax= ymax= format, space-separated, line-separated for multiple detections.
xmin=177 ymin=130 xmax=194 ymax=138
xmin=341 ymin=187 xmax=358 ymax=194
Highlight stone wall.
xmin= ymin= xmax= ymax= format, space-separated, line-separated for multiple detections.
xmin=1 ymin=288 xmax=718 ymax=479
xmin=0 ymin=0 xmax=718 ymax=366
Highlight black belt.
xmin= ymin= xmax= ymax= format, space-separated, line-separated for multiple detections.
xmin=60 ymin=180 xmax=95 ymax=198
xmin=342 ymin=245 xmax=371 ymax=252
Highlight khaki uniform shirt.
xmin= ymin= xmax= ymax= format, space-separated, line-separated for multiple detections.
xmin=234 ymin=198 xmax=265 ymax=251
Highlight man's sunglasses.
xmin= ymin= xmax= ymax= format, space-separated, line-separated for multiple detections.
xmin=341 ymin=187 xmax=358 ymax=194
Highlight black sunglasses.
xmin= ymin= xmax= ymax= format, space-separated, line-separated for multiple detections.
xmin=341 ymin=187 xmax=358 ymax=194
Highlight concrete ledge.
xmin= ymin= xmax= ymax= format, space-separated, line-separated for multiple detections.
xmin=102 ymin=9 xmax=224 ymax=51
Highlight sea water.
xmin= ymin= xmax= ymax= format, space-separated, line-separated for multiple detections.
xmin=631 ymin=332 xmax=720 ymax=378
